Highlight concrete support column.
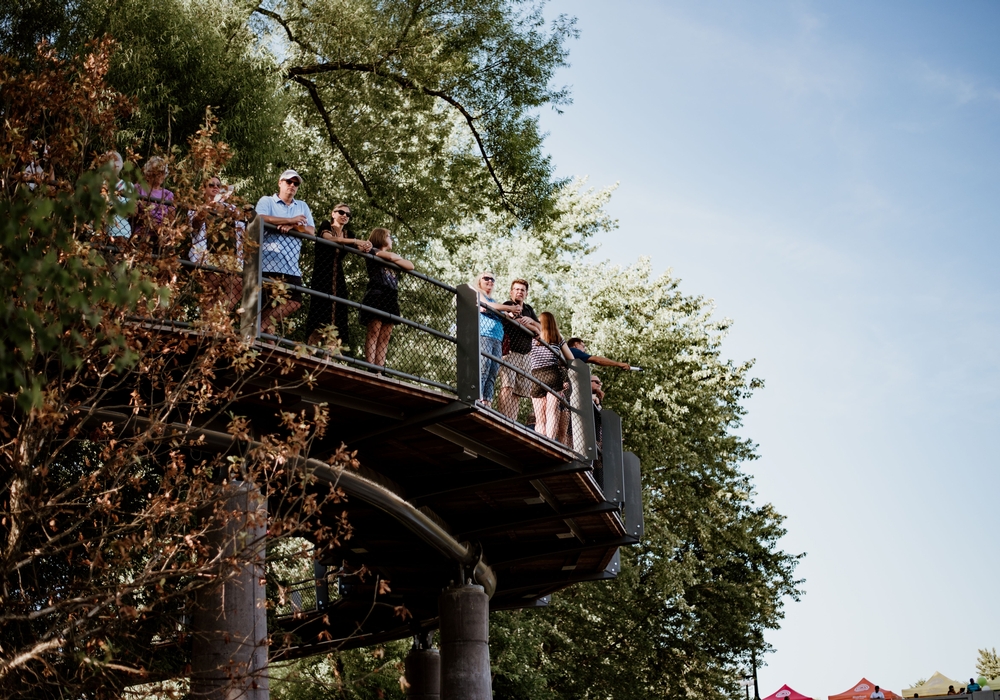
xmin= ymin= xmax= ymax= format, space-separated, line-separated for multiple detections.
xmin=438 ymin=582 xmax=491 ymax=700
xmin=405 ymin=633 xmax=441 ymax=700
xmin=190 ymin=481 xmax=269 ymax=700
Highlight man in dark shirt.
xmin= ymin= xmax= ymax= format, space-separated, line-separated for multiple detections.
xmin=567 ymin=338 xmax=631 ymax=370
xmin=498 ymin=278 xmax=541 ymax=419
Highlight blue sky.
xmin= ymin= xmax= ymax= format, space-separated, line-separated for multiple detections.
xmin=538 ymin=1 xmax=1000 ymax=695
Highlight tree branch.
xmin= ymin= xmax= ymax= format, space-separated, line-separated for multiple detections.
xmin=252 ymin=6 xmax=319 ymax=56
xmin=288 ymin=61 xmax=514 ymax=214
xmin=290 ymin=75 xmax=417 ymax=237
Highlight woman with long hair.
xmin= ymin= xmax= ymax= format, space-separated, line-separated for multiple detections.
xmin=359 ymin=228 xmax=413 ymax=368
xmin=305 ymin=203 xmax=372 ymax=350
xmin=529 ymin=311 xmax=574 ymax=441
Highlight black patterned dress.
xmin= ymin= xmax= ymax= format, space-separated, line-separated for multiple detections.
xmin=305 ymin=220 xmax=354 ymax=346
xmin=358 ymin=247 xmax=400 ymax=326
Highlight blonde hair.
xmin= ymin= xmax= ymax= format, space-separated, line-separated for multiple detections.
xmin=471 ymin=270 xmax=496 ymax=292
xmin=143 ymin=156 xmax=168 ymax=182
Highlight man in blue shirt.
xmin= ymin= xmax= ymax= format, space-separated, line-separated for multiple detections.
xmin=567 ymin=338 xmax=631 ymax=370
xmin=254 ymin=169 xmax=316 ymax=335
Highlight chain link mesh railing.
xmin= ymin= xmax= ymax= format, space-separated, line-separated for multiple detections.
xmin=479 ymin=308 xmax=597 ymax=459
xmin=255 ymin=225 xmax=459 ymax=392
xmin=113 ymin=201 xmax=597 ymax=462
xmin=101 ymin=192 xmax=247 ymax=329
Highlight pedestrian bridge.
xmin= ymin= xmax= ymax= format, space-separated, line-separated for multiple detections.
xmin=125 ymin=214 xmax=643 ymax=686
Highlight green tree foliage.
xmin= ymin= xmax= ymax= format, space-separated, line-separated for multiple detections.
xmin=0 ymin=42 xmax=350 ymax=698
xmin=253 ymin=0 xmax=576 ymax=237
xmin=4 ymin=0 xmax=576 ymax=238
xmin=90 ymin=0 xmax=288 ymax=189
xmin=270 ymin=641 xmax=410 ymax=700
xmin=1 ymin=0 xmax=289 ymax=191
xmin=421 ymin=189 xmax=804 ymax=699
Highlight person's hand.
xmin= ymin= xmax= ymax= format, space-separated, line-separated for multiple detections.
xmin=278 ymin=224 xmax=292 ymax=233
xmin=360 ymin=241 xmax=373 ymax=253
xmin=618 ymin=361 xmax=630 ymax=369
xmin=291 ymin=214 xmax=307 ymax=226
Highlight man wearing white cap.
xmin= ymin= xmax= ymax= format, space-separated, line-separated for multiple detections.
xmin=254 ymin=169 xmax=316 ymax=334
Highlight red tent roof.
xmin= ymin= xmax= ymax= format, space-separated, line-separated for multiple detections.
xmin=763 ymin=684 xmax=814 ymax=700
xmin=829 ymin=679 xmax=902 ymax=700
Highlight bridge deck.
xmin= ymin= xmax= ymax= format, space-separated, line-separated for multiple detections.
xmin=238 ymin=342 xmax=632 ymax=656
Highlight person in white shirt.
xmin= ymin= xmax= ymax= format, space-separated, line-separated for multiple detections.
xmin=254 ymin=169 xmax=315 ymax=334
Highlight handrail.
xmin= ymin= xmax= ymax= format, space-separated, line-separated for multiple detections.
xmin=274 ymin=225 xmax=458 ymax=294
xmin=120 ymin=208 xmax=598 ymax=462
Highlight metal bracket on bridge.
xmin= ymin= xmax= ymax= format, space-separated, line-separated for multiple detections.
xmin=455 ymin=284 xmax=481 ymax=404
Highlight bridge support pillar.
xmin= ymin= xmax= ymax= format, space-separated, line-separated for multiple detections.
xmin=190 ymin=481 xmax=269 ymax=700
xmin=438 ymin=581 xmax=491 ymax=700
xmin=405 ymin=632 xmax=441 ymax=699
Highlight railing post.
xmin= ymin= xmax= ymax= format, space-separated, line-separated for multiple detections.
xmin=601 ymin=410 xmax=625 ymax=509
xmin=623 ymin=452 xmax=644 ymax=541
xmin=239 ymin=216 xmax=262 ymax=343
xmin=568 ymin=359 xmax=598 ymax=462
xmin=314 ymin=561 xmax=329 ymax=610
xmin=455 ymin=284 xmax=481 ymax=403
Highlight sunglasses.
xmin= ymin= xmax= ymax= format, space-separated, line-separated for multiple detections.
xmin=283 ymin=179 xmax=301 ymax=186
xmin=206 ymin=181 xmax=222 ymax=188
xmin=334 ymin=209 xmax=352 ymax=218
xmin=481 ymin=276 xmax=495 ymax=283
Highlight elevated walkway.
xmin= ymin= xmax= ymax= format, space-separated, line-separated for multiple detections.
xmin=127 ymin=214 xmax=643 ymax=662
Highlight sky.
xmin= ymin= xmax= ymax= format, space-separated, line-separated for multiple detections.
xmin=537 ymin=1 xmax=1000 ymax=696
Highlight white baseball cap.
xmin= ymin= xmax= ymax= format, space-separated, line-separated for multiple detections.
xmin=279 ymin=169 xmax=303 ymax=184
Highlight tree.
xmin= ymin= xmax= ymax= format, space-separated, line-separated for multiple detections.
xmin=0 ymin=42 xmax=351 ymax=698
xmin=418 ymin=187 xmax=804 ymax=700
xmin=977 ymin=648 xmax=1000 ymax=680
xmin=252 ymin=0 xmax=577 ymax=237
xmin=1 ymin=0 xmax=290 ymax=192
xmin=5 ymin=0 xmax=578 ymax=241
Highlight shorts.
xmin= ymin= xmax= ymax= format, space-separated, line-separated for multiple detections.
xmin=530 ymin=365 xmax=568 ymax=399
xmin=499 ymin=351 xmax=534 ymax=397
xmin=262 ymin=272 xmax=303 ymax=308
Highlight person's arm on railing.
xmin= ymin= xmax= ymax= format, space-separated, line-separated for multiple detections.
xmin=511 ymin=313 xmax=541 ymax=336
xmin=373 ymin=247 xmax=414 ymax=271
xmin=321 ymin=227 xmax=373 ymax=253
xmin=479 ymin=294 xmax=519 ymax=316
xmin=258 ymin=213 xmax=315 ymax=235
xmin=584 ymin=353 xmax=630 ymax=370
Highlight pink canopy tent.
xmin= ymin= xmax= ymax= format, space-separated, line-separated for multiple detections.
xmin=763 ymin=685 xmax=814 ymax=700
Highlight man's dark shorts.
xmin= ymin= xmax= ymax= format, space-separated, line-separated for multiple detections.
xmin=262 ymin=272 xmax=303 ymax=308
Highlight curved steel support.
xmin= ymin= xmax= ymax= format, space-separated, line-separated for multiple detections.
xmin=84 ymin=409 xmax=497 ymax=598
xmin=308 ymin=462 xmax=496 ymax=598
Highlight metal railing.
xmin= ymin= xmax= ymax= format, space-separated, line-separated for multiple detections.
xmin=236 ymin=220 xmax=599 ymax=459
xmin=107 ymin=204 xmax=602 ymax=461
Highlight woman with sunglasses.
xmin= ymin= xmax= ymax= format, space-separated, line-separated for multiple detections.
xmin=305 ymin=203 xmax=372 ymax=350
xmin=472 ymin=271 xmax=520 ymax=406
